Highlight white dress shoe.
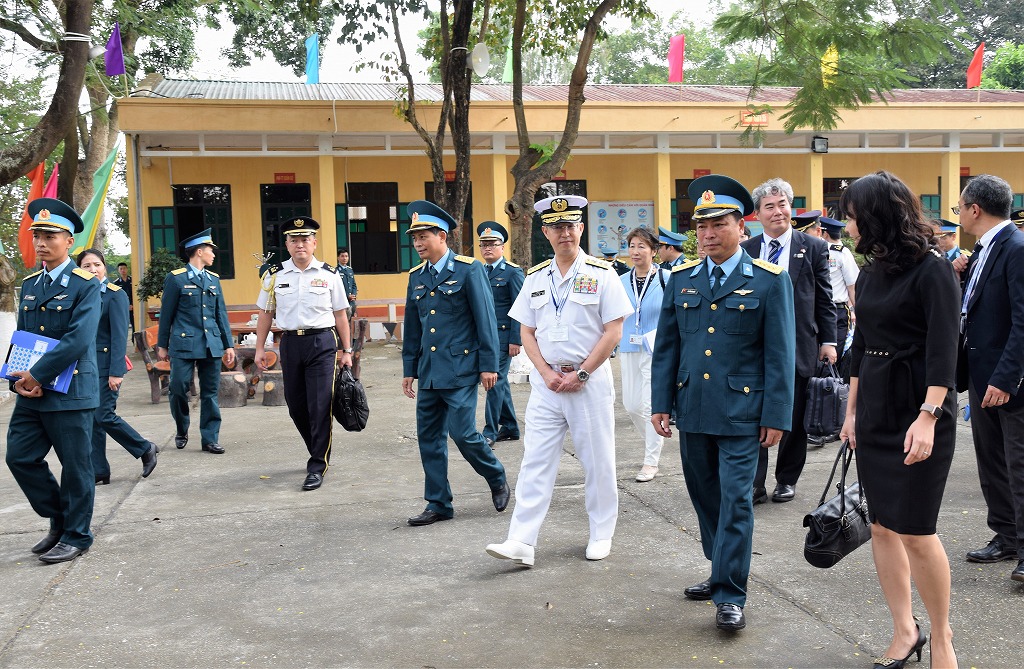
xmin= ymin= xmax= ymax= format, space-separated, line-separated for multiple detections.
xmin=635 ymin=465 xmax=658 ymax=482
xmin=486 ymin=540 xmax=535 ymax=567
xmin=586 ymin=539 xmax=612 ymax=561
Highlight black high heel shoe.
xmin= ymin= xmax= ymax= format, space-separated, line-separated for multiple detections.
xmin=95 ymin=474 xmax=110 ymax=485
xmin=873 ymin=624 xmax=926 ymax=668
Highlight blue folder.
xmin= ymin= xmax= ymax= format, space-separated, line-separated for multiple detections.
xmin=1 ymin=330 xmax=78 ymax=393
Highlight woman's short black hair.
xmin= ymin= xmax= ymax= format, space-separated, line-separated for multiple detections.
xmin=839 ymin=171 xmax=934 ymax=273
xmin=76 ymin=247 xmax=105 ymax=266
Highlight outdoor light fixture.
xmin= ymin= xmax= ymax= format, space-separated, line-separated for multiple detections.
xmin=811 ymin=136 xmax=829 ymax=153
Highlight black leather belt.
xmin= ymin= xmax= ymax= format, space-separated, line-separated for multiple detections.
xmin=282 ymin=327 xmax=334 ymax=336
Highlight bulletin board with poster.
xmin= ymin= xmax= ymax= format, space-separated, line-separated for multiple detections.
xmin=588 ymin=201 xmax=656 ymax=258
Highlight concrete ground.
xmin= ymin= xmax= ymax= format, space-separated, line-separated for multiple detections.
xmin=0 ymin=341 xmax=1019 ymax=668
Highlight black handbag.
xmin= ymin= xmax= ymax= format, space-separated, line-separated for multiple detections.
xmin=802 ymin=440 xmax=871 ymax=568
xmin=332 ymin=365 xmax=369 ymax=431
xmin=804 ymin=361 xmax=849 ymax=437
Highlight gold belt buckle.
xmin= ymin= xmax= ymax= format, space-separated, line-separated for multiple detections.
xmin=296 ymin=329 xmax=306 ymax=336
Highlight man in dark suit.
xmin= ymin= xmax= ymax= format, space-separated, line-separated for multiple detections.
xmin=477 ymin=221 xmax=524 ymax=446
xmin=956 ymin=174 xmax=1024 ymax=582
xmin=5 ymin=198 xmax=102 ymax=564
xmin=741 ymin=179 xmax=836 ymax=504
xmin=401 ymin=201 xmax=509 ymax=526
xmin=157 ymin=229 xmax=236 ymax=454
xmin=652 ymin=175 xmax=795 ymax=631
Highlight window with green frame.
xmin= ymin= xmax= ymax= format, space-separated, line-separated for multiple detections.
xmin=172 ymin=184 xmax=234 ymax=279
xmin=920 ymin=194 xmax=941 ymax=220
xmin=396 ymin=203 xmax=421 ymax=270
xmin=1013 ymin=193 xmax=1024 ymax=210
xmin=793 ymin=196 xmax=806 ymax=209
xmin=335 ymin=204 xmax=350 ymax=254
xmin=149 ymin=207 xmax=176 ymax=251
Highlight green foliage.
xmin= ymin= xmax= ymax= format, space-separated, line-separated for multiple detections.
xmin=136 ymin=247 xmax=183 ymax=304
xmin=985 ymin=42 xmax=1024 ymax=89
xmin=715 ymin=0 xmax=960 ymax=132
xmin=528 ymin=141 xmax=558 ymax=166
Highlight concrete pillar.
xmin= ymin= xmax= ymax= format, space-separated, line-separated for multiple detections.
xmin=941 ymin=148 xmax=965 ymax=243
xmin=808 ymin=153 xmax=824 ymax=210
xmin=655 ymin=144 xmax=672 ymax=231
xmin=491 ymin=134 xmax=509 ymax=248
xmin=317 ymin=152 xmax=337 ymax=261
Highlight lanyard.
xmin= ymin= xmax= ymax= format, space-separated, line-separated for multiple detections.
xmin=549 ymin=254 xmax=582 ymax=322
xmin=630 ymin=266 xmax=657 ymax=330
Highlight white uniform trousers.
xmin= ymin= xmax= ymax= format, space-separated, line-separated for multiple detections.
xmin=507 ymin=361 xmax=618 ymax=546
xmin=619 ymin=351 xmax=664 ymax=466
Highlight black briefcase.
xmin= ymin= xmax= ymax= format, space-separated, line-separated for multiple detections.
xmin=804 ymin=361 xmax=849 ymax=437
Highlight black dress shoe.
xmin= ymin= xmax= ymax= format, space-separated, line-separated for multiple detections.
xmin=716 ymin=603 xmax=746 ymax=631
xmin=491 ymin=482 xmax=510 ymax=512
xmin=807 ymin=435 xmax=827 ymax=447
xmin=302 ymin=473 xmax=323 ymax=491
xmin=31 ymin=530 xmax=62 ymax=555
xmin=201 ymin=443 xmax=225 ymax=454
xmin=496 ymin=431 xmax=520 ymax=442
xmin=966 ymin=537 xmax=1017 ymax=563
xmin=95 ymin=474 xmax=111 ymax=485
xmin=175 ymin=434 xmax=188 ymax=449
xmin=141 ymin=442 xmax=159 ymax=478
xmin=39 ymin=542 xmax=87 ymax=564
xmin=484 ymin=436 xmax=495 ymax=448
xmin=684 ymin=579 xmax=712 ymax=601
xmin=772 ymin=484 xmax=796 ymax=503
xmin=407 ymin=510 xmax=452 ymax=526
xmin=752 ymin=487 xmax=768 ymax=505
xmin=1012 ymin=559 xmax=1024 ymax=582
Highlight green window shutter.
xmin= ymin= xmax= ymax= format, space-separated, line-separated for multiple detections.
xmin=397 ymin=203 xmax=419 ymax=271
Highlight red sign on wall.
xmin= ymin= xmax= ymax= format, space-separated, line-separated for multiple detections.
xmin=693 ymin=169 xmax=711 ymax=178
xmin=960 ymin=167 xmax=971 ymax=177
xmin=274 ymin=173 xmax=296 ymax=184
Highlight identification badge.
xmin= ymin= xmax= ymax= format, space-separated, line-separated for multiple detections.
xmin=629 ymin=334 xmax=644 ymax=345
xmin=184 ymin=284 xmax=198 ymax=288
xmin=549 ymin=324 xmax=569 ymax=341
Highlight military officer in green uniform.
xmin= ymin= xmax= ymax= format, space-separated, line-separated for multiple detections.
xmin=5 ymin=198 xmax=102 ymax=564
xmin=477 ymin=221 xmax=524 ymax=445
xmin=651 ymin=175 xmax=796 ymax=631
xmin=402 ymin=201 xmax=509 ymax=526
xmin=157 ymin=229 xmax=236 ymax=454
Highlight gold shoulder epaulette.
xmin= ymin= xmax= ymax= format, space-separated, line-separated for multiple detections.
xmin=527 ymin=259 xmax=552 ymax=275
xmin=171 ymin=267 xmax=187 ymax=275
xmin=24 ymin=269 xmax=43 ymax=281
xmin=753 ymin=258 xmax=784 ymax=275
xmin=207 ymin=270 xmax=220 ymax=278
xmin=505 ymin=261 xmax=520 ymax=268
xmin=72 ymin=267 xmax=95 ymax=280
xmin=830 ymin=243 xmax=844 ymax=251
xmin=454 ymin=254 xmax=475 ymax=264
xmin=672 ymin=258 xmax=702 ymax=273
xmin=585 ymin=257 xmax=612 ymax=270
xmin=107 ymin=282 xmax=122 ymax=291
xmin=410 ymin=261 xmax=426 ymax=273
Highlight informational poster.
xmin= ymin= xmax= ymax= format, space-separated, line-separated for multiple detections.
xmin=588 ymin=201 xmax=656 ymax=258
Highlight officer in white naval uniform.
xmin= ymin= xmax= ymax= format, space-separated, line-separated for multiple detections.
xmin=485 ymin=195 xmax=633 ymax=567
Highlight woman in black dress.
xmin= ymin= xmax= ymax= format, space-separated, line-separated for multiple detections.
xmin=839 ymin=172 xmax=960 ymax=669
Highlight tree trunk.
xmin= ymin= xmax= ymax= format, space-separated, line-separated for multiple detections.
xmin=0 ymin=0 xmax=94 ymax=186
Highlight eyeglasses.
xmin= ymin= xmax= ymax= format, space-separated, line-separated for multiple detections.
xmin=952 ymin=203 xmax=973 ymax=215
xmin=478 ymin=242 xmax=503 ymax=248
xmin=544 ymin=223 xmax=579 ymax=232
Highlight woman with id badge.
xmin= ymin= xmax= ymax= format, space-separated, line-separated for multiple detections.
xmin=618 ymin=227 xmax=671 ymax=482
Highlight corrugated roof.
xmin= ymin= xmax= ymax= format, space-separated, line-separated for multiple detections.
xmin=143 ymin=78 xmax=1024 ymax=104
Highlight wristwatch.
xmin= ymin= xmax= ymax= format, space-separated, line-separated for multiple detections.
xmin=343 ymin=347 xmax=354 ymax=354
xmin=919 ymin=403 xmax=943 ymax=419
xmin=576 ymin=368 xmax=590 ymax=383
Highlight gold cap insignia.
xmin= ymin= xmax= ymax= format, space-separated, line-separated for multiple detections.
xmin=483 ymin=228 xmax=493 ymax=237
xmin=701 ymin=190 xmax=715 ymax=204
xmin=294 ymin=220 xmax=304 ymax=227
xmin=38 ymin=209 xmax=51 ymax=220
xmin=552 ymin=198 xmax=568 ymax=212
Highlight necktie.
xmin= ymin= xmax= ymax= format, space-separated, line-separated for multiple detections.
xmin=43 ymin=274 xmax=52 ymax=289
xmin=710 ymin=266 xmax=725 ymax=297
xmin=486 ymin=264 xmax=493 ymax=275
xmin=767 ymin=239 xmax=783 ymax=264
xmin=429 ymin=265 xmax=438 ymax=278
xmin=962 ymin=241 xmax=985 ymax=311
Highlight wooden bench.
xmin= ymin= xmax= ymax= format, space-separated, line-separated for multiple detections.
xmin=133 ymin=326 xmax=171 ymax=404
